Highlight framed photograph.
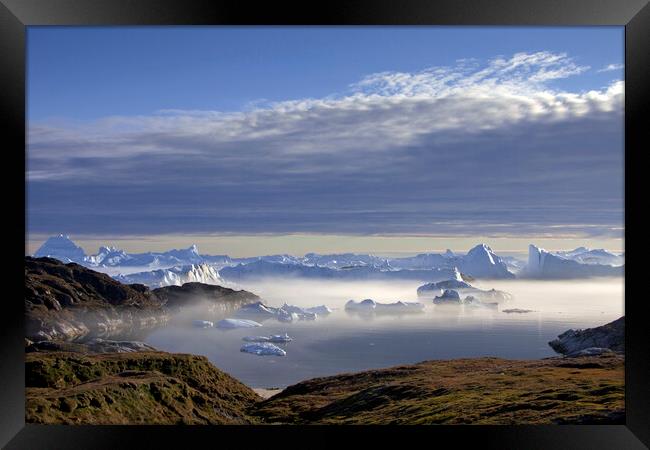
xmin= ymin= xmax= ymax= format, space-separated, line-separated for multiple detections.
xmin=2 ymin=0 xmax=648 ymax=448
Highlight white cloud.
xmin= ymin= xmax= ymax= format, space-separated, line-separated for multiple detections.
xmin=27 ymin=51 xmax=622 ymax=183
xmin=597 ymin=63 xmax=624 ymax=73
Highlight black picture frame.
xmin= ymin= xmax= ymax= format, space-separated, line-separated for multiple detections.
xmin=2 ymin=0 xmax=648 ymax=448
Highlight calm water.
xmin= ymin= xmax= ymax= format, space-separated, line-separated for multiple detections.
xmin=145 ymin=277 xmax=624 ymax=388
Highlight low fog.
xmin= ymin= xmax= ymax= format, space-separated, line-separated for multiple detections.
xmin=234 ymin=277 xmax=623 ymax=319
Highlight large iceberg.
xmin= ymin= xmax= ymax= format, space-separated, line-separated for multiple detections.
xmin=240 ymin=342 xmax=287 ymax=356
xmin=387 ymin=244 xmax=514 ymax=279
xmin=215 ymin=318 xmax=262 ymax=329
xmin=114 ymin=263 xmax=225 ymax=288
xmin=524 ymin=245 xmax=624 ymax=279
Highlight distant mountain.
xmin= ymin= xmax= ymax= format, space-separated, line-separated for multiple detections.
xmin=33 ymin=236 xmax=218 ymax=269
xmin=33 ymin=234 xmax=87 ymax=263
xmin=38 ymin=235 xmax=628 ymax=281
xmin=524 ymin=245 xmax=623 ymax=279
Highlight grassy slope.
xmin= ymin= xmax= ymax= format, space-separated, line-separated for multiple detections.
xmin=253 ymin=355 xmax=624 ymax=425
xmin=25 ymin=351 xmax=262 ymax=425
xmin=26 ymin=352 xmax=624 ymax=425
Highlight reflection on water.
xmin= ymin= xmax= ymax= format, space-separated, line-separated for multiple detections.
xmin=145 ymin=277 xmax=624 ymax=388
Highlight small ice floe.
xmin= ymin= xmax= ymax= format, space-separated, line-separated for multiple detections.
xmin=281 ymin=304 xmax=317 ymax=320
xmin=502 ymin=308 xmax=535 ymax=314
xmin=243 ymin=333 xmax=293 ymax=343
xmin=240 ymin=342 xmax=287 ymax=356
xmin=215 ymin=318 xmax=262 ymax=329
xmin=192 ymin=320 xmax=214 ymax=328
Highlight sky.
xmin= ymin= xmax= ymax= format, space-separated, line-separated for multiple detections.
xmin=26 ymin=27 xmax=625 ymax=256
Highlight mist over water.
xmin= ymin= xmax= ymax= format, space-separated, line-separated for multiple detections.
xmin=145 ymin=277 xmax=624 ymax=388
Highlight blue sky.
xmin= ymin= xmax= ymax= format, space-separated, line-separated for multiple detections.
xmin=26 ymin=27 xmax=624 ymax=254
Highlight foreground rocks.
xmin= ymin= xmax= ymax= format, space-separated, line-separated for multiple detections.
xmin=25 ymin=257 xmax=259 ymax=342
xmin=25 ymin=351 xmax=262 ymax=424
xmin=253 ymin=354 xmax=624 ymax=425
xmin=548 ymin=316 xmax=624 ymax=355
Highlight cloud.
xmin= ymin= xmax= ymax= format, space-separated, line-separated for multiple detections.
xmin=597 ymin=63 xmax=624 ymax=73
xmin=26 ymin=51 xmax=624 ymax=238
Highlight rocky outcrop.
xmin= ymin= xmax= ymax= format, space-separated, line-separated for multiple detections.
xmin=153 ymin=282 xmax=259 ymax=315
xmin=548 ymin=317 xmax=624 ymax=355
xmin=25 ymin=257 xmax=169 ymax=341
xmin=25 ymin=257 xmax=259 ymax=342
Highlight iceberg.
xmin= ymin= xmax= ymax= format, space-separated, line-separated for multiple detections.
xmin=417 ymin=279 xmax=473 ymax=297
xmin=525 ymin=245 xmax=624 ymax=279
xmin=345 ymin=299 xmax=377 ymax=311
xmin=280 ymin=304 xmax=317 ymax=320
xmin=433 ymin=289 xmax=461 ymax=304
xmin=240 ymin=342 xmax=287 ymax=356
xmin=304 ymin=305 xmax=333 ymax=316
xmin=114 ymin=263 xmax=225 ymax=288
xmin=236 ymin=301 xmax=281 ymax=318
xmin=192 ymin=320 xmax=214 ymax=328
xmin=235 ymin=301 xmax=325 ymax=322
xmin=215 ymin=318 xmax=262 ymax=329
xmin=554 ymin=247 xmax=624 ymax=266
xmin=417 ymin=279 xmax=512 ymax=303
